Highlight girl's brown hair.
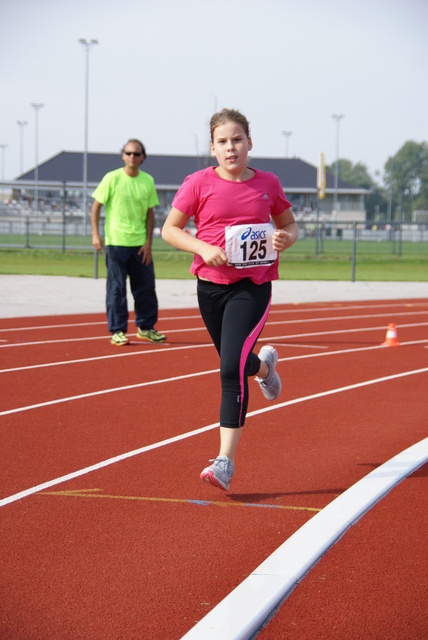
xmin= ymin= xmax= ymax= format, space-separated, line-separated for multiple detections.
xmin=209 ymin=108 xmax=251 ymax=142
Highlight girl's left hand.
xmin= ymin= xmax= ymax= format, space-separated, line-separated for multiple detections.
xmin=272 ymin=229 xmax=293 ymax=252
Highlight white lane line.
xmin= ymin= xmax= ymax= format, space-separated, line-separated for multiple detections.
xmin=0 ymin=338 xmax=428 ymax=416
xmin=1 ymin=320 xmax=427 ymax=372
xmin=0 ymin=326 xmax=206 ymax=348
xmin=1 ymin=320 xmax=427 ymax=351
xmin=0 ymin=421 xmax=218 ymax=508
xmin=0 ymin=342 xmax=212 ymax=374
xmin=181 ymin=437 xmax=428 ymax=640
xmin=269 ymin=301 xmax=428 ymax=314
xmin=247 ymin=367 xmax=428 ymax=419
xmin=1 ymin=367 xmax=427 ymax=506
xmin=0 ymin=367 xmax=219 ymax=416
xmin=263 ymin=321 xmax=428 ymax=342
xmin=1 ymin=300 xmax=426 ymax=333
xmin=271 ymin=342 xmax=329 ymax=350
xmin=267 ymin=309 xmax=428 ymax=327
xmin=0 ymin=313 xmax=202 ymax=333
xmin=280 ymin=338 xmax=428 ymax=362
xmin=2 ymin=331 xmax=427 ymax=375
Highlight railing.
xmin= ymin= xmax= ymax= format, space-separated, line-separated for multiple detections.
xmin=1 ymin=181 xmax=427 ymax=283
xmin=294 ymin=220 xmax=427 ymax=282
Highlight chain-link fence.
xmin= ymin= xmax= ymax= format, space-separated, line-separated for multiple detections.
xmin=1 ymin=183 xmax=427 ymax=267
xmin=0 ymin=181 xmax=171 ymax=250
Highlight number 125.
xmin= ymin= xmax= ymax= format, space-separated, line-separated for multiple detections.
xmin=240 ymin=239 xmax=267 ymax=262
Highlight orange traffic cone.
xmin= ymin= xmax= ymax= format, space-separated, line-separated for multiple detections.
xmin=381 ymin=323 xmax=400 ymax=347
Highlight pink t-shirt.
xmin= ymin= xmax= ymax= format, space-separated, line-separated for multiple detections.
xmin=172 ymin=167 xmax=292 ymax=285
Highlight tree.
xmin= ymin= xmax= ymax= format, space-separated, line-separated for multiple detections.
xmin=326 ymin=159 xmax=374 ymax=190
xmin=384 ymin=141 xmax=428 ymax=220
xmin=326 ymin=159 xmax=384 ymax=220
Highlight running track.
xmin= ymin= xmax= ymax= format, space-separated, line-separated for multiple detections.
xmin=1 ymin=298 xmax=427 ymax=639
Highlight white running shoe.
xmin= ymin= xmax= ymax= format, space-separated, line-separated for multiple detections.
xmin=200 ymin=455 xmax=235 ymax=491
xmin=255 ymin=345 xmax=282 ymax=400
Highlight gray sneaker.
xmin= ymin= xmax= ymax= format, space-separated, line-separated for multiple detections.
xmin=255 ymin=345 xmax=282 ymax=400
xmin=200 ymin=455 xmax=234 ymax=491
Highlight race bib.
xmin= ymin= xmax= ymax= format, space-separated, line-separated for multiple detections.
xmin=225 ymin=223 xmax=277 ymax=268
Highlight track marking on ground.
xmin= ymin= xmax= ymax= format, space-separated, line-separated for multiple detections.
xmin=266 ymin=309 xmax=428 ymax=327
xmin=0 ymin=331 xmax=202 ymax=348
xmin=1 ymin=300 xmax=426 ymax=334
xmin=268 ymin=301 xmax=428 ymax=314
xmin=0 ymin=314 xmax=202 ymax=333
xmin=3 ymin=308 xmax=426 ymax=336
xmin=264 ymin=321 xmax=428 ymax=343
xmin=280 ymin=338 xmax=428 ymax=362
xmin=0 ymin=342 xmax=212 ymax=374
xmin=1 ymin=339 xmax=428 ymax=412
xmin=1 ymin=319 xmax=428 ymax=374
xmin=0 ymin=367 xmax=219 ymax=415
xmin=1 ymin=366 xmax=427 ymax=507
xmin=1 ymin=319 xmax=427 ymax=352
xmin=40 ymin=488 xmax=321 ymax=513
xmin=271 ymin=343 xmax=329 ymax=350
xmin=182 ymin=437 xmax=428 ymax=640
xmin=1 ymin=311 xmax=427 ymax=349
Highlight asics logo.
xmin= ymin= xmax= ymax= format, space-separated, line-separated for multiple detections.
xmin=241 ymin=227 xmax=267 ymax=241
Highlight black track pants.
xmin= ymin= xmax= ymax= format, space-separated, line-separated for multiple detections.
xmin=197 ymin=278 xmax=272 ymax=428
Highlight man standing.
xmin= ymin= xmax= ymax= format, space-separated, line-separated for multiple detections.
xmin=91 ymin=139 xmax=166 ymax=345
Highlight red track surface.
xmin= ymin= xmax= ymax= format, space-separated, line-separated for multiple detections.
xmin=1 ymin=298 xmax=427 ymax=639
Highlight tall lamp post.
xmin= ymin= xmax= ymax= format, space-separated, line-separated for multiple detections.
xmin=31 ymin=103 xmax=44 ymax=213
xmin=0 ymin=144 xmax=7 ymax=182
xmin=332 ymin=114 xmax=344 ymax=217
xmin=79 ymin=38 xmax=98 ymax=226
xmin=17 ymin=120 xmax=28 ymax=175
xmin=281 ymin=130 xmax=292 ymax=158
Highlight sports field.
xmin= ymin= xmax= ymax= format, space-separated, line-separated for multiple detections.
xmin=0 ymin=243 xmax=427 ymax=281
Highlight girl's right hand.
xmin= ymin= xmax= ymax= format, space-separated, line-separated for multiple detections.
xmin=199 ymin=244 xmax=227 ymax=267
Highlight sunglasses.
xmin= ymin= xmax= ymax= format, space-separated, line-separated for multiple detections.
xmin=123 ymin=151 xmax=142 ymax=157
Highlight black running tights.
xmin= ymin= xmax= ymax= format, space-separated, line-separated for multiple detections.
xmin=197 ymin=278 xmax=272 ymax=428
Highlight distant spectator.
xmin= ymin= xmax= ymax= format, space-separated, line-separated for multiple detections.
xmin=91 ymin=139 xmax=166 ymax=346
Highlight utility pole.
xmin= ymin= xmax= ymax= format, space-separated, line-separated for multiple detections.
xmin=17 ymin=120 xmax=28 ymax=175
xmin=332 ymin=114 xmax=344 ymax=217
xmin=0 ymin=144 xmax=7 ymax=181
xmin=31 ymin=103 xmax=44 ymax=213
xmin=79 ymin=38 xmax=98 ymax=227
xmin=281 ymin=130 xmax=292 ymax=158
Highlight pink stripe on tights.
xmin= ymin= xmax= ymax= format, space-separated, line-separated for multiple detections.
xmin=238 ymin=295 xmax=272 ymax=425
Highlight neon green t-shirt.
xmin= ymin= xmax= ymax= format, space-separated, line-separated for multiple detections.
xmin=92 ymin=168 xmax=159 ymax=246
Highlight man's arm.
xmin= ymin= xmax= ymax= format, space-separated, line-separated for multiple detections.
xmin=91 ymin=200 xmax=104 ymax=251
xmin=138 ymin=207 xmax=155 ymax=265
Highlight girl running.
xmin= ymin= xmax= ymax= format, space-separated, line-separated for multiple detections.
xmin=161 ymin=108 xmax=298 ymax=490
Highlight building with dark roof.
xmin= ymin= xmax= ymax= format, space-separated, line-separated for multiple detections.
xmin=17 ymin=151 xmax=369 ymax=221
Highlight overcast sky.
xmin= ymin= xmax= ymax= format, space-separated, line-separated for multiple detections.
xmin=1 ymin=0 xmax=427 ymax=183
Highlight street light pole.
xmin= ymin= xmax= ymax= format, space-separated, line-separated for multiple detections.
xmin=79 ymin=38 xmax=98 ymax=226
xmin=31 ymin=103 xmax=44 ymax=213
xmin=281 ymin=130 xmax=292 ymax=158
xmin=0 ymin=144 xmax=7 ymax=182
xmin=17 ymin=120 xmax=28 ymax=175
xmin=332 ymin=114 xmax=344 ymax=217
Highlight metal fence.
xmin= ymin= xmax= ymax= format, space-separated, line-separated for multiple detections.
xmin=1 ymin=205 xmax=427 ymax=253
xmin=297 ymin=220 xmax=428 ymax=257
xmin=1 ymin=181 xmax=427 ymax=283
